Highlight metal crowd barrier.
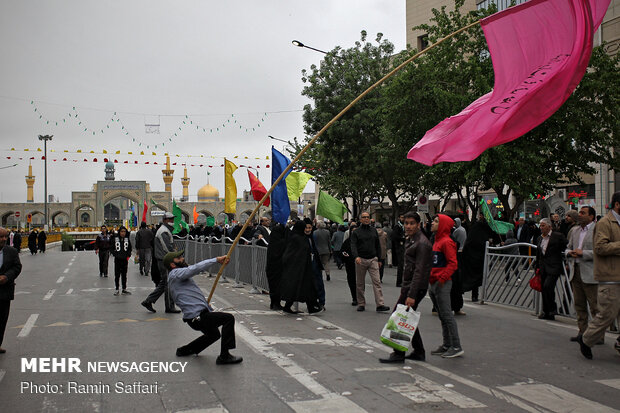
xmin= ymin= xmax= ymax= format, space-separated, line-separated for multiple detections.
xmin=172 ymin=235 xmax=269 ymax=294
xmin=481 ymin=241 xmax=576 ymax=318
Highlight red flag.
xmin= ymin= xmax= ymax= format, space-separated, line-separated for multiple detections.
xmin=408 ymin=0 xmax=610 ymax=165
xmin=193 ymin=205 xmax=198 ymax=224
xmin=247 ymin=169 xmax=270 ymax=207
xmin=142 ymin=200 xmax=148 ymax=223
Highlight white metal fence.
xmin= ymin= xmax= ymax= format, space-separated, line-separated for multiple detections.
xmin=173 ymin=235 xmax=269 ymax=293
xmin=481 ymin=242 xmax=576 ymax=318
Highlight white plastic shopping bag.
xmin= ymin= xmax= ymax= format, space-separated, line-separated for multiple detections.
xmin=380 ymin=304 xmax=421 ymax=352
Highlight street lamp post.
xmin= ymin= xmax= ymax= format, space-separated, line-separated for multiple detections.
xmin=291 ymin=40 xmax=330 ymax=55
xmin=38 ymin=134 xmax=53 ymax=230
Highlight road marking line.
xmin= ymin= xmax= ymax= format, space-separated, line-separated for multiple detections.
xmin=116 ymin=319 xmax=138 ymax=323
xmin=355 ymin=367 xmax=485 ymax=408
xmin=261 ymin=336 xmax=373 ymax=350
xmin=498 ymin=383 xmax=619 ymax=413
xmin=63 ymin=268 xmax=69 ymax=273
xmin=81 ymin=320 xmax=105 ymax=325
xmin=46 ymin=322 xmax=71 ymax=327
xmin=68 ymin=262 xmax=73 ymax=266
xmin=595 ymin=379 xmax=620 ymax=390
xmin=43 ymin=289 xmax=56 ymax=300
xmin=308 ymin=316 xmax=548 ymax=413
xmin=66 ymin=289 xmax=73 ymax=295
xmin=17 ymin=314 xmax=39 ymax=338
xmin=56 ymin=276 xmax=64 ymax=284
xmin=219 ymin=296 xmax=367 ymax=412
xmin=176 ymin=406 xmax=229 ymax=413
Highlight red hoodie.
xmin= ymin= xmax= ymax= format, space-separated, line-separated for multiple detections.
xmin=430 ymin=214 xmax=458 ymax=285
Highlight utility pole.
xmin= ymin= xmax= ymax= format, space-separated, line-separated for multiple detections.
xmin=38 ymin=135 xmax=53 ymax=230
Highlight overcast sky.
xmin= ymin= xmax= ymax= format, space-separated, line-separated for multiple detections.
xmin=0 ymin=1 xmax=406 ymax=203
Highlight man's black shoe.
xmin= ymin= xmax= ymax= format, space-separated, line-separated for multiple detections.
xmin=357 ymin=306 xmax=365 ymax=312
xmin=0 ymin=348 xmax=6 ymax=354
xmin=326 ymin=275 xmax=330 ymax=281
xmin=406 ymin=352 xmax=426 ymax=361
xmin=283 ymin=307 xmax=300 ymax=314
xmin=141 ymin=301 xmax=156 ymax=313
xmin=165 ymin=309 xmax=182 ymax=314
xmin=379 ymin=352 xmax=405 ymax=364
xmin=396 ymin=283 xmax=402 ymax=288
xmin=216 ymin=354 xmax=243 ymax=365
xmin=176 ymin=347 xmax=195 ymax=357
xmin=351 ymin=301 xmax=358 ymax=306
xmin=270 ymin=303 xmax=284 ymax=311
xmin=577 ymin=335 xmax=593 ymax=359
xmin=376 ymin=305 xmax=391 ymax=313
xmin=570 ymin=335 xmax=581 ymax=342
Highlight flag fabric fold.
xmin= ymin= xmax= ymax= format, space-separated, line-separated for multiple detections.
xmin=480 ymin=200 xmax=514 ymax=235
xmin=193 ymin=205 xmax=199 ymax=225
xmin=316 ymin=190 xmax=347 ymax=224
xmin=224 ymin=159 xmax=238 ymax=214
xmin=247 ymin=169 xmax=270 ymax=207
xmin=271 ymin=147 xmax=292 ymax=225
xmin=286 ymin=171 xmax=313 ymax=201
xmin=408 ymin=0 xmax=610 ymax=166
xmin=172 ymin=199 xmax=189 ymax=234
xmin=142 ymin=200 xmax=148 ymax=223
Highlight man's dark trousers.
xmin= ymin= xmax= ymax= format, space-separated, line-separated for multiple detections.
xmin=180 ymin=310 xmax=236 ymax=355
xmin=392 ymin=289 xmax=426 ymax=355
xmin=541 ymin=271 xmax=560 ymax=315
xmin=145 ymin=260 xmax=175 ymax=311
xmin=0 ymin=300 xmax=11 ymax=347
xmin=98 ymin=250 xmax=110 ymax=275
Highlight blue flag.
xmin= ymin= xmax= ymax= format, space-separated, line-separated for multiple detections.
xmin=271 ymin=146 xmax=292 ymax=225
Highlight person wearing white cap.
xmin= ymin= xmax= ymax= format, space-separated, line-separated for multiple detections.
xmin=141 ymin=212 xmax=181 ymax=313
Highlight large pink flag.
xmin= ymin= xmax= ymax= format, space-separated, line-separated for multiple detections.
xmin=408 ymin=0 xmax=610 ymax=166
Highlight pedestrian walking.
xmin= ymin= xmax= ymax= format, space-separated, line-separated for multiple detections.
xmin=313 ymin=221 xmax=332 ymax=281
xmin=0 ymin=227 xmax=22 ymax=354
xmin=380 ymin=212 xmax=432 ymax=363
xmin=37 ymin=230 xmax=47 ymax=253
xmin=141 ymin=212 xmax=181 ymax=313
xmin=266 ymin=223 xmax=286 ymax=310
xmin=566 ymin=206 xmax=598 ymax=342
xmin=9 ymin=230 xmax=21 ymax=253
xmin=331 ymin=225 xmax=345 ymax=270
xmin=111 ymin=226 xmax=132 ymax=296
xmin=429 ymin=214 xmax=464 ymax=358
xmin=166 ymin=251 xmax=242 ymax=364
xmin=341 ymin=223 xmax=358 ymax=305
xmin=376 ymin=223 xmax=388 ymax=282
xmin=28 ymin=229 xmax=37 ymax=255
xmin=280 ymin=220 xmax=322 ymax=314
xmin=534 ymin=218 xmax=568 ymax=320
xmin=95 ymin=225 xmax=112 ymax=277
xmin=392 ymin=214 xmax=405 ymax=287
xmin=352 ymin=212 xmax=390 ymax=313
xmin=577 ymin=192 xmax=620 ymax=359
xmin=135 ymin=222 xmax=154 ymax=276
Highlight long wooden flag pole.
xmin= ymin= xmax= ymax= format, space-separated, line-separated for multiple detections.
xmin=207 ymin=19 xmax=481 ymax=303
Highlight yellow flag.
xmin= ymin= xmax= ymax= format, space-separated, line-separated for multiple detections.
xmin=224 ymin=159 xmax=238 ymax=213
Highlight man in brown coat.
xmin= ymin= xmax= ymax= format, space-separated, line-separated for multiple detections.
xmin=577 ymin=192 xmax=620 ymax=359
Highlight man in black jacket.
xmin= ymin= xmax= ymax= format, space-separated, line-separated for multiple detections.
xmin=135 ymin=222 xmax=154 ymax=276
xmin=352 ymin=212 xmax=390 ymax=313
xmin=535 ymin=218 xmax=568 ymax=320
xmin=0 ymin=227 xmax=23 ymax=353
xmin=95 ymin=226 xmax=112 ymax=277
xmin=380 ymin=212 xmax=432 ymax=363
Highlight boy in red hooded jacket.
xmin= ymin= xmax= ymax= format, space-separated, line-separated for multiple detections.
xmin=429 ymin=214 xmax=464 ymax=358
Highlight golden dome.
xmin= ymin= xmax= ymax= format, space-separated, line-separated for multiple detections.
xmin=197 ymin=184 xmax=219 ymax=201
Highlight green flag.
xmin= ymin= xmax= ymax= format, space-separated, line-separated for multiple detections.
xmin=480 ymin=200 xmax=514 ymax=235
xmin=286 ymin=172 xmax=312 ymax=201
xmin=316 ymin=191 xmax=347 ymax=224
xmin=150 ymin=198 xmax=157 ymax=205
xmin=206 ymin=216 xmax=215 ymax=226
xmin=172 ymin=199 xmax=189 ymax=234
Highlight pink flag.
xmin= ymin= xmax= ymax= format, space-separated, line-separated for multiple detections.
xmin=408 ymin=0 xmax=610 ymax=166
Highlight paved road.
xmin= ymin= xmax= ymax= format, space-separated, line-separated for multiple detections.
xmin=0 ymin=248 xmax=619 ymax=412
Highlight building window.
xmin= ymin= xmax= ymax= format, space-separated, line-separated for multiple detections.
xmin=417 ymin=34 xmax=429 ymax=51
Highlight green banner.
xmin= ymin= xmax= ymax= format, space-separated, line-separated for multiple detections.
xmin=480 ymin=200 xmax=514 ymax=235
xmin=316 ymin=191 xmax=347 ymax=224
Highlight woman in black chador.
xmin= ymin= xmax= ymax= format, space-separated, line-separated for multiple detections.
xmin=280 ymin=220 xmax=321 ymax=314
xmin=37 ymin=230 xmax=47 ymax=253
xmin=28 ymin=230 xmax=38 ymax=255
xmin=266 ymin=223 xmax=287 ymax=310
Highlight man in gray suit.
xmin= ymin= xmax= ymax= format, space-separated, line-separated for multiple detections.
xmin=566 ymin=206 xmax=597 ymax=342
